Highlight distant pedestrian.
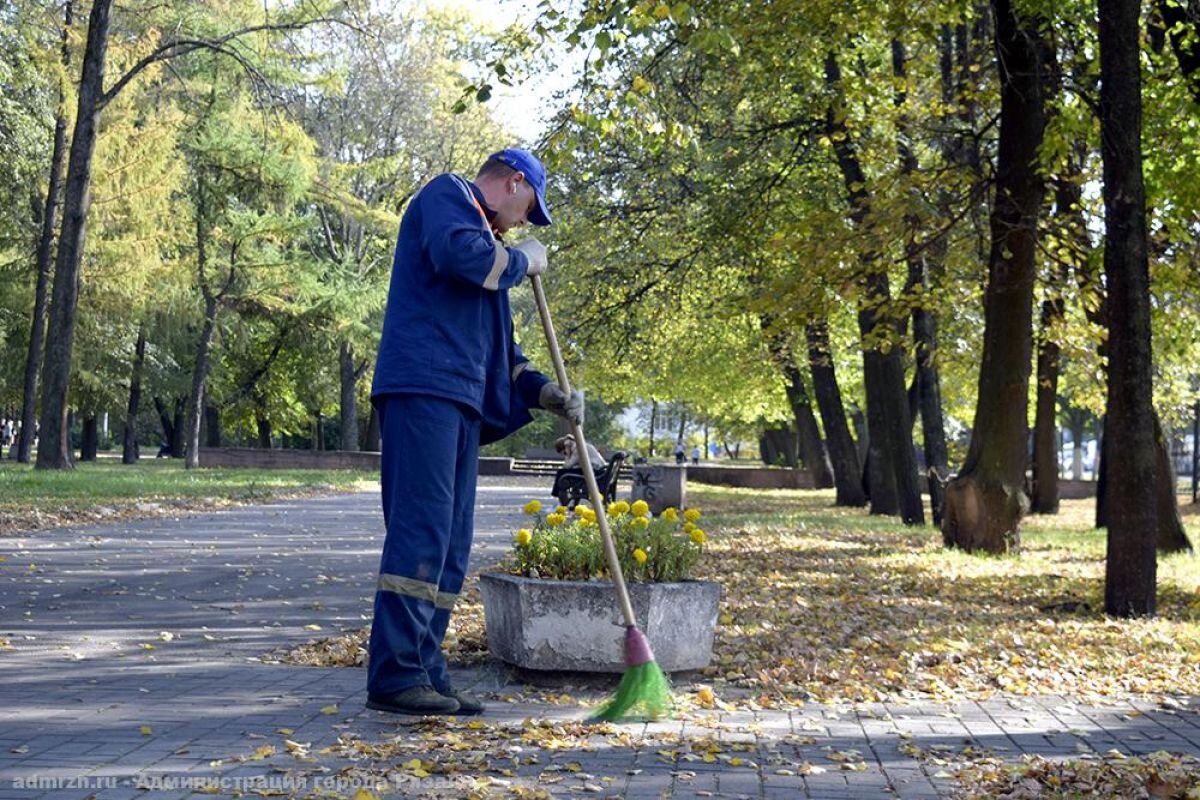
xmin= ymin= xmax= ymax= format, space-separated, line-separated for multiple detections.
xmin=674 ymin=441 xmax=685 ymax=465
xmin=691 ymin=445 xmax=700 ymax=465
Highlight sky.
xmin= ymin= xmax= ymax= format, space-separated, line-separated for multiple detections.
xmin=416 ymin=0 xmax=579 ymax=143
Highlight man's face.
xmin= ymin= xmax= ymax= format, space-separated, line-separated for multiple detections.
xmin=491 ymin=173 xmax=538 ymax=234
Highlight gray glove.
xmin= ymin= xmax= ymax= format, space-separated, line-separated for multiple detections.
xmin=512 ymin=237 xmax=547 ymax=276
xmin=539 ymin=383 xmax=584 ymax=425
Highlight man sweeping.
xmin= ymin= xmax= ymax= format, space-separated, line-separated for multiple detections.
xmin=367 ymin=149 xmax=582 ymax=716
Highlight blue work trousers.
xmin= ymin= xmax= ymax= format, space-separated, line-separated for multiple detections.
xmin=367 ymin=394 xmax=480 ymax=695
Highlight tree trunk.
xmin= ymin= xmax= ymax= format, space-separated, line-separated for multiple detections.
xmin=314 ymin=410 xmax=325 ymax=450
xmin=204 ymin=405 xmax=221 ymax=447
xmin=1153 ymin=414 xmax=1192 ymax=552
xmin=942 ymin=0 xmax=1049 ymax=552
xmin=649 ymin=400 xmax=657 ymax=457
xmin=806 ymin=322 xmax=866 ymax=506
xmin=18 ymin=5 xmax=73 ymax=465
xmin=1157 ymin=0 xmax=1200 ymax=104
xmin=36 ymin=0 xmax=113 ymax=470
xmin=80 ymin=413 xmax=98 ymax=461
xmin=17 ymin=4 xmax=72 ymax=464
xmin=760 ymin=427 xmax=798 ymax=468
xmin=183 ymin=294 xmax=218 ymax=469
xmin=1065 ymin=408 xmax=1087 ymax=480
xmin=1193 ymin=401 xmax=1199 ymax=504
xmin=339 ymin=340 xmax=360 ymax=452
xmin=154 ymin=396 xmax=173 ymax=456
xmin=1099 ymin=0 xmax=1157 ymax=616
xmin=825 ymin=51 xmax=922 ymax=524
xmin=365 ymin=405 xmax=381 ymax=452
xmin=1030 ymin=286 xmax=1064 ymax=513
xmin=256 ymin=416 xmax=272 ymax=449
xmin=895 ymin=38 xmax=950 ymax=525
xmin=784 ymin=364 xmax=835 ymax=488
xmin=122 ymin=326 xmax=145 ymax=464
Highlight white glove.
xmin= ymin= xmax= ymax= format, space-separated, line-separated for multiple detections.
xmin=512 ymin=237 xmax=547 ymax=276
xmin=539 ymin=383 xmax=584 ymax=425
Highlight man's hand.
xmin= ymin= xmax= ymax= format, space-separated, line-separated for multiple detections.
xmin=513 ymin=237 xmax=547 ymax=276
xmin=539 ymin=383 xmax=584 ymax=425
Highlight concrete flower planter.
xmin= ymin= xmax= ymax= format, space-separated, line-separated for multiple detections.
xmin=478 ymin=572 xmax=721 ymax=673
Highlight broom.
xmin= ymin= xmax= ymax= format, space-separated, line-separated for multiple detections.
xmin=529 ymin=273 xmax=673 ymax=722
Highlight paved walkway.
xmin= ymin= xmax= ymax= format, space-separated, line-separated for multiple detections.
xmin=1 ymin=477 xmax=1197 ymax=799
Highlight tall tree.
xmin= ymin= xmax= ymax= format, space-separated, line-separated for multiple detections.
xmin=36 ymin=0 xmax=114 ymax=469
xmin=942 ymin=0 xmax=1051 ymax=551
xmin=1099 ymin=0 xmax=1157 ymax=616
xmin=894 ymin=36 xmax=950 ymax=524
xmin=825 ymin=51 xmax=923 ymax=525
xmin=806 ymin=320 xmax=867 ymax=506
xmin=16 ymin=0 xmax=72 ymax=464
xmin=35 ymin=0 xmax=335 ymax=469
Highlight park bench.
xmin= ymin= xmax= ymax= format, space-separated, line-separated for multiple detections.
xmin=551 ymin=451 xmax=628 ymax=509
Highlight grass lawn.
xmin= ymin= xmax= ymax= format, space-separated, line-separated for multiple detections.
xmin=0 ymin=457 xmax=373 ymax=534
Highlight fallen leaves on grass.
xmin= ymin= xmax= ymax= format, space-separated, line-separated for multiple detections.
xmin=276 ymin=493 xmax=1200 ymax=707
xmin=694 ymin=498 xmax=1200 ymax=704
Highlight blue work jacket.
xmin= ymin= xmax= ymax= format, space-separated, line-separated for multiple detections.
xmin=371 ymin=173 xmax=550 ymax=445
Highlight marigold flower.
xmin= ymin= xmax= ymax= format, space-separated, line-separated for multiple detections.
xmin=684 ymin=522 xmax=696 ymax=534
xmin=661 ymin=507 xmax=678 ymax=522
xmin=631 ymin=500 xmax=650 ymax=518
xmin=632 ymin=516 xmax=650 ymax=529
xmin=683 ymin=508 xmax=701 ymax=523
xmin=515 ymin=528 xmax=532 ymax=546
xmin=546 ymin=513 xmax=566 ymax=526
xmin=608 ymin=500 xmax=630 ymax=515
xmin=633 ymin=548 xmax=648 ymax=564
xmin=555 ymin=505 xmax=568 ymax=515
xmin=523 ymin=500 xmax=542 ymax=515
xmin=690 ymin=528 xmax=707 ymax=545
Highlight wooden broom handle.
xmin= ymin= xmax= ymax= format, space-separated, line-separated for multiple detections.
xmin=529 ymin=274 xmax=637 ymax=627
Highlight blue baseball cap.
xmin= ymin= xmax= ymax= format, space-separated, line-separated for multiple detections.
xmin=488 ymin=148 xmax=552 ymax=226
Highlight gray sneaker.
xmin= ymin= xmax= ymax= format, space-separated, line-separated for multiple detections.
xmin=440 ymin=689 xmax=485 ymax=716
xmin=366 ymin=685 xmax=460 ymax=715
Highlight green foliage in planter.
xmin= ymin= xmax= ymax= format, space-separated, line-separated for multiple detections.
xmin=504 ymin=498 xmax=706 ymax=582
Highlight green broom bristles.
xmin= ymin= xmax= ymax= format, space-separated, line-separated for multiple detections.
xmin=588 ymin=626 xmax=674 ymax=722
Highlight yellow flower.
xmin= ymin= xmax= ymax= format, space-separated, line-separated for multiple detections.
xmin=579 ymin=517 xmax=594 ymax=527
xmin=608 ymin=500 xmax=630 ymax=515
xmin=633 ymin=548 xmax=648 ymax=564
xmin=515 ymin=528 xmax=532 ymax=546
xmin=577 ymin=506 xmax=596 ymax=522
xmin=632 ymin=516 xmax=650 ymax=529
xmin=555 ymin=505 xmax=568 ymax=515
xmin=684 ymin=522 xmax=696 ymax=534
xmin=683 ymin=508 xmax=701 ymax=523
xmin=631 ymin=500 xmax=650 ymax=518
xmin=690 ymin=528 xmax=707 ymax=545
xmin=523 ymin=500 xmax=542 ymax=515
xmin=661 ymin=507 xmax=678 ymax=522
xmin=546 ymin=513 xmax=566 ymax=526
